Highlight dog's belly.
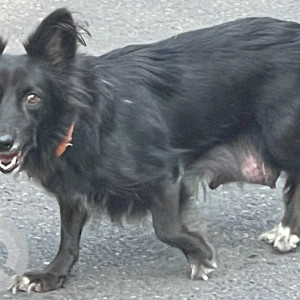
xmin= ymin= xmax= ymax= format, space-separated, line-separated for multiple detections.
xmin=187 ymin=135 xmax=280 ymax=189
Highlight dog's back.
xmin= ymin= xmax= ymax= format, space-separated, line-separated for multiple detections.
xmin=85 ymin=17 xmax=300 ymax=185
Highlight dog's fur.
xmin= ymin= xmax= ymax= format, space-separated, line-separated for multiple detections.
xmin=2 ymin=8 xmax=300 ymax=293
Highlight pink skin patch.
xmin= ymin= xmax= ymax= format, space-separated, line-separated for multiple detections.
xmin=241 ymin=154 xmax=277 ymax=187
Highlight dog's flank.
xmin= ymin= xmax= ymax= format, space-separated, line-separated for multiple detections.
xmin=1 ymin=8 xmax=300 ymax=293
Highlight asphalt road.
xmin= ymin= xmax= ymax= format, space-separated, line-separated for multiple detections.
xmin=1 ymin=0 xmax=300 ymax=299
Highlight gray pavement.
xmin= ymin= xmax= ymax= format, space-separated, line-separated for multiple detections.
xmin=0 ymin=0 xmax=300 ymax=299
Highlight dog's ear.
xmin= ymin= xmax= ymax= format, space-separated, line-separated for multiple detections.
xmin=24 ymin=8 xmax=84 ymax=67
xmin=0 ymin=38 xmax=7 ymax=55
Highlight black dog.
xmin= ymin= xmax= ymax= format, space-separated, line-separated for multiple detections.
xmin=1 ymin=8 xmax=299 ymax=293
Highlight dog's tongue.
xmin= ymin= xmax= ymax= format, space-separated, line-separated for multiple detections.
xmin=0 ymin=152 xmax=18 ymax=164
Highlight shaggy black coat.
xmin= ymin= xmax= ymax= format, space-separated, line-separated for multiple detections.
xmin=2 ymin=8 xmax=300 ymax=293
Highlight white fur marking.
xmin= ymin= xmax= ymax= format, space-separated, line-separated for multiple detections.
xmin=210 ymin=260 xmax=218 ymax=269
xmin=262 ymin=162 xmax=266 ymax=176
xmin=19 ymin=276 xmax=30 ymax=289
xmin=189 ymin=260 xmax=216 ymax=280
xmin=202 ymin=274 xmax=208 ymax=281
xmin=122 ymin=99 xmax=134 ymax=104
xmin=260 ymin=223 xmax=300 ymax=252
xmin=101 ymin=79 xmax=114 ymax=86
xmin=190 ymin=264 xmax=197 ymax=279
xmin=259 ymin=224 xmax=279 ymax=244
xmin=9 ymin=275 xmax=38 ymax=294
xmin=290 ymin=234 xmax=300 ymax=245
xmin=27 ymin=283 xmax=36 ymax=294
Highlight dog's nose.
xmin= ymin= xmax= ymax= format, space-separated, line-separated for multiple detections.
xmin=0 ymin=134 xmax=14 ymax=151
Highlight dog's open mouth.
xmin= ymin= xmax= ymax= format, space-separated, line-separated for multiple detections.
xmin=0 ymin=151 xmax=21 ymax=173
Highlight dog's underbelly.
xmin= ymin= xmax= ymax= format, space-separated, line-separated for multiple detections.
xmin=187 ymin=136 xmax=280 ymax=189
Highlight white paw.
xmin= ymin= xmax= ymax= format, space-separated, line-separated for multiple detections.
xmin=8 ymin=275 xmax=42 ymax=294
xmin=190 ymin=259 xmax=217 ymax=281
xmin=259 ymin=224 xmax=279 ymax=244
xmin=259 ymin=223 xmax=300 ymax=252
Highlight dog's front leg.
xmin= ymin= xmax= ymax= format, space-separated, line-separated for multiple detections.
xmin=10 ymin=196 xmax=88 ymax=293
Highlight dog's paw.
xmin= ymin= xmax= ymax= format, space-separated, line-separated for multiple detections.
xmin=259 ymin=224 xmax=278 ymax=244
xmin=8 ymin=272 xmax=66 ymax=294
xmin=189 ymin=259 xmax=217 ymax=281
xmin=259 ymin=223 xmax=300 ymax=252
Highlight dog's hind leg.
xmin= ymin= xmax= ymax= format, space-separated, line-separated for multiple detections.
xmin=259 ymin=174 xmax=300 ymax=252
xmin=151 ymin=177 xmax=217 ymax=280
xmin=9 ymin=196 xmax=88 ymax=293
xmin=257 ymin=102 xmax=300 ymax=252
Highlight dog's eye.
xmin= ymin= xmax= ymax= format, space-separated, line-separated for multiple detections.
xmin=26 ymin=93 xmax=41 ymax=105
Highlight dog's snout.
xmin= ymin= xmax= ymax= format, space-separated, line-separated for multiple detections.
xmin=0 ymin=134 xmax=14 ymax=152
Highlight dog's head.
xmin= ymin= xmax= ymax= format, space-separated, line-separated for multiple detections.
xmin=0 ymin=9 xmax=89 ymax=173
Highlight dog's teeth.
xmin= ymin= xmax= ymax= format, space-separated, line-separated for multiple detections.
xmin=11 ymin=156 xmax=17 ymax=166
xmin=0 ymin=155 xmax=18 ymax=171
